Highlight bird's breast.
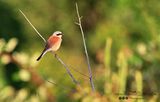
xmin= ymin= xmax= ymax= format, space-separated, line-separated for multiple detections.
xmin=47 ymin=36 xmax=62 ymax=51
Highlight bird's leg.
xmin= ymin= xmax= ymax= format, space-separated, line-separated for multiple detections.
xmin=51 ymin=51 xmax=57 ymax=58
xmin=54 ymin=53 xmax=57 ymax=58
xmin=51 ymin=51 xmax=57 ymax=57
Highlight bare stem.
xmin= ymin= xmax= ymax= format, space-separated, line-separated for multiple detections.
xmin=75 ymin=3 xmax=95 ymax=91
xmin=42 ymin=75 xmax=73 ymax=91
xmin=53 ymin=52 xmax=79 ymax=84
xmin=19 ymin=9 xmax=46 ymax=43
xmin=69 ymin=66 xmax=90 ymax=78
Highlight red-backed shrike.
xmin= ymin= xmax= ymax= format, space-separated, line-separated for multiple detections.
xmin=37 ymin=31 xmax=63 ymax=61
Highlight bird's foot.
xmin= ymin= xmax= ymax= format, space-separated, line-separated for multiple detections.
xmin=54 ymin=53 xmax=57 ymax=58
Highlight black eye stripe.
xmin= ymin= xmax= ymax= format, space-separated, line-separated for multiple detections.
xmin=57 ymin=33 xmax=62 ymax=36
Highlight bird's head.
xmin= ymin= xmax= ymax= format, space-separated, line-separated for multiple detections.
xmin=52 ymin=31 xmax=63 ymax=38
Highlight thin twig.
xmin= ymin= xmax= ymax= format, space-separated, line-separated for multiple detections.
xmin=42 ymin=75 xmax=73 ymax=91
xmin=68 ymin=66 xmax=89 ymax=78
xmin=19 ymin=9 xmax=46 ymax=43
xmin=75 ymin=3 xmax=95 ymax=91
xmin=53 ymin=52 xmax=79 ymax=84
xmin=19 ymin=9 xmax=79 ymax=85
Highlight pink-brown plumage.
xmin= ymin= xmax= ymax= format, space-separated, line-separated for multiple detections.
xmin=36 ymin=31 xmax=62 ymax=61
xmin=48 ymin=36 xmax=60 ymax=48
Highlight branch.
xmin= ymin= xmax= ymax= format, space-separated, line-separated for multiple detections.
xmin=75 ymin=3 xmax=95 ymax=92
xmin=42 ymin=75 xmax=74 ymax=91
xmin=19 ymin=9 xmax=46 ymax=43
xmin=68 ymin=66 xmax=89 ymax=78
xmin=53 ymin=52 xmax=79 ymax=85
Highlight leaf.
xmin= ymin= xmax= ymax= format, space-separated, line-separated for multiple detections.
xmin=5 ymin=38 xmax=18 ymax=52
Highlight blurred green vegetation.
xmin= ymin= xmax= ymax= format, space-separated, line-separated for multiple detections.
xmin=0 ymin=0 xmax=160 ymax=102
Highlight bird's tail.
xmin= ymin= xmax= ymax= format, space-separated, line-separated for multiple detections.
xmin=36 ymin=52 xmax=44 ymax=61
xmin=36 ymin=48 xmax=48 ymax=61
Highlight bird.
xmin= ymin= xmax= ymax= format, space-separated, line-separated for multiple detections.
xmin=36 ymin=31 xmax=63 ymax=61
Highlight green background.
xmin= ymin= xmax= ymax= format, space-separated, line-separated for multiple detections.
xmin=0 ymin=0 xmax=160 ymax=102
